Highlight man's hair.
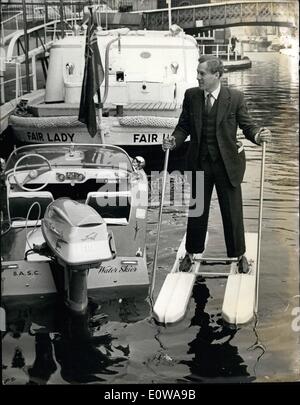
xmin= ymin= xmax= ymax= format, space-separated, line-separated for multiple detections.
xmin=198 ymin=55 xmax=224 ymax=78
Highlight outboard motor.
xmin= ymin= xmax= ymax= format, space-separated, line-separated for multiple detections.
xmin=41 ymin=198 xmax=116 ymax=313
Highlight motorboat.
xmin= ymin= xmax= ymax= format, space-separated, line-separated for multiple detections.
xmin=7 ymin=26 xmax=199 ymax=167
xmin=1 ymin=143 xmax=149 ymax=313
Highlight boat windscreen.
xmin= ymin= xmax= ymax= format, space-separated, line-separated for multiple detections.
xmin=5 ymin=144 xmax=133 ymax=172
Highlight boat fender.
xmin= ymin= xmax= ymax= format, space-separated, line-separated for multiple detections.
xmin=118 ymin=116 xmax=178 ymax=128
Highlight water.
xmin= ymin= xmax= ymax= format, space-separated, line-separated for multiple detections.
xmin=2 ymin=52 xmax=299 ymax=385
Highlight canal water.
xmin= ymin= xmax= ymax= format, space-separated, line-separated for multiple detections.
xmin=2 ymin=52 xmax=299 ymax=385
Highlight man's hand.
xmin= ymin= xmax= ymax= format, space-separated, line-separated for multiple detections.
xmin=256 ymin=127 xmax=272 ymax=145
xmin=162 ymin=135 xmax=176 ymax=151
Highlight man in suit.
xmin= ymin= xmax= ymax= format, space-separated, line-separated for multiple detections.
xmin=163 ymin=55 xmax=271 ymax=273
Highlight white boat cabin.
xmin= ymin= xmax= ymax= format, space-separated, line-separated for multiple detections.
xmin=45 ymin=27 xmax=199 ymax=108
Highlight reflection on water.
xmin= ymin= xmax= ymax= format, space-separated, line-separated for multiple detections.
xmin=2 ymin=53 xmax=299 ymax=384
xmin=181 ymin=281 xmax=254 ymax=383
xmin=3 ymin=297 xmax=151 ymax=385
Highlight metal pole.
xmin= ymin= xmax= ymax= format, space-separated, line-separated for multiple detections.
xmin=97 ymin=94 xmax=104 ymax=144
xmin=150 ymin=149 xmax=170 ymax=300
xmin=0 ymin=75 xmax=5 ymax=105
xmin=74 ymin=2 xmax=77 ymax=26
xmin=16 ymin=62 xmax=20 ymax=98
xmin=44 ymin=0 xmax=48 ymax=24
xmin=71 ymin=0 xmax=74 ymax=27
xmin=59 ymin=0 xmax=65 ymax=38
xmin=167 ymin=0 xmax=172 ymax=29
xmin=198 ymin=257 xmax=239 ymax=263
xmin=0 ymin=37 xmax=5 ymax=104
xmin=255 ymin=141 xmax=266 ymax=314
xmin=32 ymin=55 xmax=37 ymax=90
xmin=43 ymin=5 xmax=47 ymax=45
xmin=22 ymin=0 xmax=30 ymax=94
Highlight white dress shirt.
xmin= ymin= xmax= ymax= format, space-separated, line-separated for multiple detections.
xmin=204 ymin=83 xmax=221 ymax=107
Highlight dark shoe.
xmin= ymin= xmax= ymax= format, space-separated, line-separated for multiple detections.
xmin=179 ymin=254 xmax=192 ymax=272
xmin=238 ymin=255 xmax=249 ymax=274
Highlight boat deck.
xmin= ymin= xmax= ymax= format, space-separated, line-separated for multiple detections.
xmin=121 ymin=102 xmax=178 ymax=111
xmin=28 ymin=101 xmax=181 ymax=118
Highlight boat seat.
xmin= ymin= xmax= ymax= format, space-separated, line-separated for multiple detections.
xmin=8 ymin=191 xmax=54 ymax=221
xmin=85 ymin=191 xmax=130 ymax=223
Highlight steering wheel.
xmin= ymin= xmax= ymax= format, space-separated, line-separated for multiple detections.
xmin=13 ymin=154 xmax=52 ymax=191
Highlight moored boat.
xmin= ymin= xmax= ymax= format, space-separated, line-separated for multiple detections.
xmin=1 ymin=143 xmax=149 ymax=313
xmin=7 ymin=26 xmax=199 ymax=167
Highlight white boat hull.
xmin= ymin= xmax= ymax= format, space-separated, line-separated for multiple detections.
xmin=10 ymin=114 xmax=179 ymax=146
xmin=2 ymin=255 xmax=149 ymax=302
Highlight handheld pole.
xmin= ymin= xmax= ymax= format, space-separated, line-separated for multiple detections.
xmin=255 ymin=141 xmax=266 ymax=314
xmin=150 ymin=149 xmax=170 ymax=300
xmin=97 ymin=89 xmax=104 ymax=143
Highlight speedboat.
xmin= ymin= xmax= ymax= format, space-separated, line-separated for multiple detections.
xmin=1 ymin=143 xmax=149 ymax=314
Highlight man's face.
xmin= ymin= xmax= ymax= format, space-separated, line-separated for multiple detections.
xmin=197 ymin=61 xmax=219 ymax=92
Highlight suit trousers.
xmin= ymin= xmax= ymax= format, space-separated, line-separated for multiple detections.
xmin=185 ymin=155 xmax=246 ymax=257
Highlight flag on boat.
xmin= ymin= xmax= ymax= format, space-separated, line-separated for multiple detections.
xmin=78 ymin=10 xmax=104 ymax=137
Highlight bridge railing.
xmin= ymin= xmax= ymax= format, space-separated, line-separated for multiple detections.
xmin=142 ymin=1 xmax=298 ymax=30
xmin=0 ymin=2 xmax=84 ymax=27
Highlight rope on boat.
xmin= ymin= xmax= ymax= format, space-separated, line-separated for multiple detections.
xmin=9 ymin=115 xmax=85 ymax=128
xmin=118 ymin=116 xmax=178 ymax=128
xmin=9 ymin=114 xmax=179 ymax=129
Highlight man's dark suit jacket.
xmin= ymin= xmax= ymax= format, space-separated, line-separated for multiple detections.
xmin=172 ymin=86 xmax=260 ymax=187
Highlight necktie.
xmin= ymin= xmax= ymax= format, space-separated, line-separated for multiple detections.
xmin=206 ymin=93 xmax=213 ymax=114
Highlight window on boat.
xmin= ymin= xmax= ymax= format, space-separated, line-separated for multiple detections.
xmin=5 ymin=145 xmax=133 ymax=172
